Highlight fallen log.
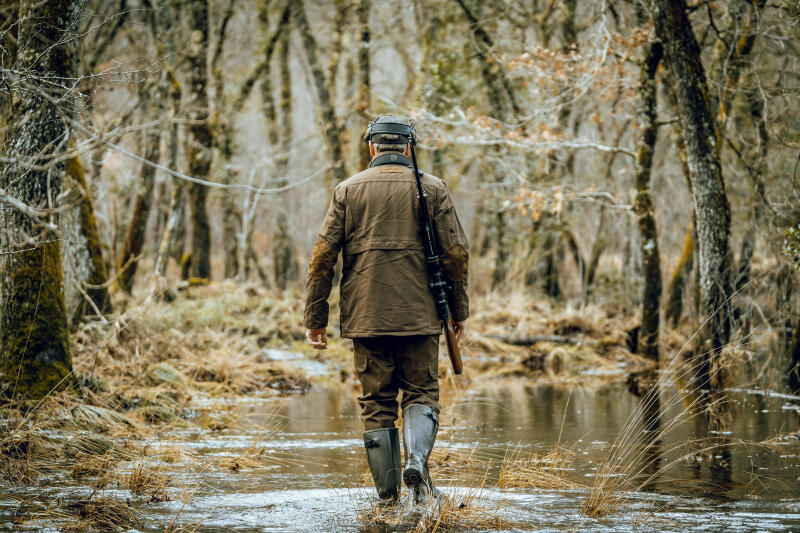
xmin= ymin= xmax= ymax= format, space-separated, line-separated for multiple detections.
xmin=484 ymin=333 xmax=598 ymax=346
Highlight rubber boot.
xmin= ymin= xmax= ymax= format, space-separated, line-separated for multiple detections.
xmin=402 ymin=404 xmax=439 ymax=504
xmin=363 ymin=427 xmax=402 ymax=501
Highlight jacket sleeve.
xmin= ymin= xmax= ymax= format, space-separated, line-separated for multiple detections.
xmin=433 ymin=182 xmax=470 ymax=322
xmin=304 ymin=187 xmax=345 ymax=329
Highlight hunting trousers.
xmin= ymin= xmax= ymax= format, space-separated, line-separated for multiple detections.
xmin=353 ymin=335 xmax=440 ymax=431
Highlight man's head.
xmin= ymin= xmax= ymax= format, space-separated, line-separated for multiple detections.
xmin=369 ymin=133 xmax=410 ymax=157
xmin=364 ymin=115 xmax=415 ymax=158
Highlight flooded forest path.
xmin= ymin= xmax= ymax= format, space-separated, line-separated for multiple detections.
xmin=139 ymin=384 xmax=800 ymax=532
xmin=3 ymin=284 xmax=800 ymax=532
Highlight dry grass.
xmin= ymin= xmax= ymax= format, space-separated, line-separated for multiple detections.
xmin=0 ymin=423 xmax=57 ymax=484
xmin=60 ymin=496 xmax=142 ymax=531
xmin=412 ymin=486 xmax=526 ymax=532
xmin=579 ymin=325 xmax=773 ymax=518
xmin=356 ymin=481 xmax=528 ymax=532
xmin=72 ymin=454 xmax=119 ymax=489
xmin=461 ymin=292 xmax=651 ymax=385
xmin=66 ymin=403 xmax=135 ymax=433
xmin=155 ymin=443 xmax=196 ymax=464
xmin=428 ymin=447 xmax=493 ymax=485
xmin=497 ymin=445 xmax=584 ymax=490
xmin=210 ymin=443 xmax=271 ymax=471
xmin=127 ymin=460 xmax=171 ymax=501
xmin=762 ymin=429 xmax=800 ymax=447
xmin=63 ymin=432 xmax=119 ymax=456
xmin=70 ymin=283 xmax=315 ymax=401
xmin=3 ymin=281 xmax=712 ymax=530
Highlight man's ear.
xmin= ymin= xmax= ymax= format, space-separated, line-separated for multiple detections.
xmin=369 ymin=141 xmax=376 ymax=157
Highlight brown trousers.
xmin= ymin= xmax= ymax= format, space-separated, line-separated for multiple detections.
xmin=353 ymin=335 xmax=440 ymax=431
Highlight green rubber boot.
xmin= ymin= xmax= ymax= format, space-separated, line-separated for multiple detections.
xmin=364 ymin=427 xmax=402 ymax=501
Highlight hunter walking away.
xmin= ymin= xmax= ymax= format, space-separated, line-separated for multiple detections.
xmin=1 ymin=1 xmax=799 ymax=531
xmin=304 ymin=115 xmax=468 ymax=504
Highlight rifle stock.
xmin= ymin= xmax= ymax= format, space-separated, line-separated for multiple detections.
xmin=444 ymin=318 xmax=463 ymax=375
xmin=409 ymin=138 xmax=464 ymax=376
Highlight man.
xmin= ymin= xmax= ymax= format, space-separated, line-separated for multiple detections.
xmin=303 ymin=115 xmax=469 ymax=503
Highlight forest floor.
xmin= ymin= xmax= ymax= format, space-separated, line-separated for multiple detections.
xmin=0 ymin=281 xmax=664 ymax=531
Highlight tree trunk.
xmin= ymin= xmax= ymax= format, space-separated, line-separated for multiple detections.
xmin=490 ymin=210 xmax=510 ymax=290
xmin=541 ymin=228 xmax=562 ymax=299
xmin=563 ymin=229 xmax=585 ymax=296
xmin=417 ymin=7 xmax=450 ymax=178
xmin=454 ymin=0 xmax=520 ymax=287
xmin=292 ymin=0 xmax=345 ymax=185
xmin=154 ymin=172 xmax=185 ymax=276
xmin=63 ymin=155 xmax=111 ymax=324
xmin=154 ymin=92 xmax=183 ymax=275
xmin=186 ymin=0 xmax=212 ymax=279
xmin=273 ymin=212 xmax=298 ymax=289
xmin=215 ymin=4 xmax=239 ymax=281
xmin=654 ymin=0 xmax=732 ymax=390
xmin=151 ymin=0 xmax=184 ymax=277
xmin=584 ymin=210 xmax=606 ymax=299
xmin=272 ymin=30 xmax=299 ymax=288
xmin=663 ymin=74 xmax=696 ymax=328
xmin=0 ymin=0 xmax=78 ymax=398
xmin=633 ymin=41 xmax=664 ymax=362
xmin=356 ymin=0 xmax=371 ymax=172
xmin=788 ymin=319 xmax=800 ymax=392
xmin=117 ymin=82 xmax=165 ymax=293
xmin=0 ymin=8 xmax=16 ymax=132
xmin=221 ymin=182 xmax=240 ymax=279
xmin=665 ymin=227 xmax=694 ymax=328
xmin=218 ymin=83 xmax=239 ymax=279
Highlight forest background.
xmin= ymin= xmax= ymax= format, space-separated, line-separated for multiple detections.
xmin=2 ymin=0 xmax=800 ymax=529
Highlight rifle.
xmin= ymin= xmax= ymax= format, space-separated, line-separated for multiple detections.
xmin=408 ymin=138 xmax=463 ymax=375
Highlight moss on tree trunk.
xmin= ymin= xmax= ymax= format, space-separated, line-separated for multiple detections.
xmin=186 ymin=0 xmax=212 ymax=280
xmin=0 ymin=0 xmax=79 ymax=398
xmin=117 ymin=83 xmax=164 ymax=292
xmin=65 ymin=155 xmax=111 ymax=321
xmin=633 ymin=41 xmax=664 ymax=362
xmin=654 ymin=0 xmax=732 ymax=390
xmin=356 ymin=0 xmax=371 ymax=172
xmin=272 ymin=30 xmax=299 ymax=288
xmin=665 ymin=228 xmax=694 ymax=328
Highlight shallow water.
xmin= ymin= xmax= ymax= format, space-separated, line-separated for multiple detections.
xmin=3 ymin=378 xmax=800 ymax=531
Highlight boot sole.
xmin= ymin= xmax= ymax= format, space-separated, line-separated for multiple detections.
xmin=403 ymin=467 xmax=423 ymax=488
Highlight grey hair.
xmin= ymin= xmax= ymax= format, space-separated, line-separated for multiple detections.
xmin=372 ymin=133 xmax=407 ymax=153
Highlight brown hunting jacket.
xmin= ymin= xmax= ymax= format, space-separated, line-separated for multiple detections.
xmin=304 ymin=153 xmax=469 ymax=338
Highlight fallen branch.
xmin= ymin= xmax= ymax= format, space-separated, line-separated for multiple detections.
xmin=484 ymin=333 xmax=598 ymax=346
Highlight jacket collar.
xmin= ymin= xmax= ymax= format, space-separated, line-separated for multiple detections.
xmin=369 ymin=152 xmax=412 ymax=168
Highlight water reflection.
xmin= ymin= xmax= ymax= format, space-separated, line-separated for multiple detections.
xmin=3 ymin=379 xmax=799 ymax=532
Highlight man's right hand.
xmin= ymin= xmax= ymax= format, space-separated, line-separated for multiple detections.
xmin=453 ymin=321 xmax=466 ymax=342
xmin=306 ymin=328 xmax=328 ymax=350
